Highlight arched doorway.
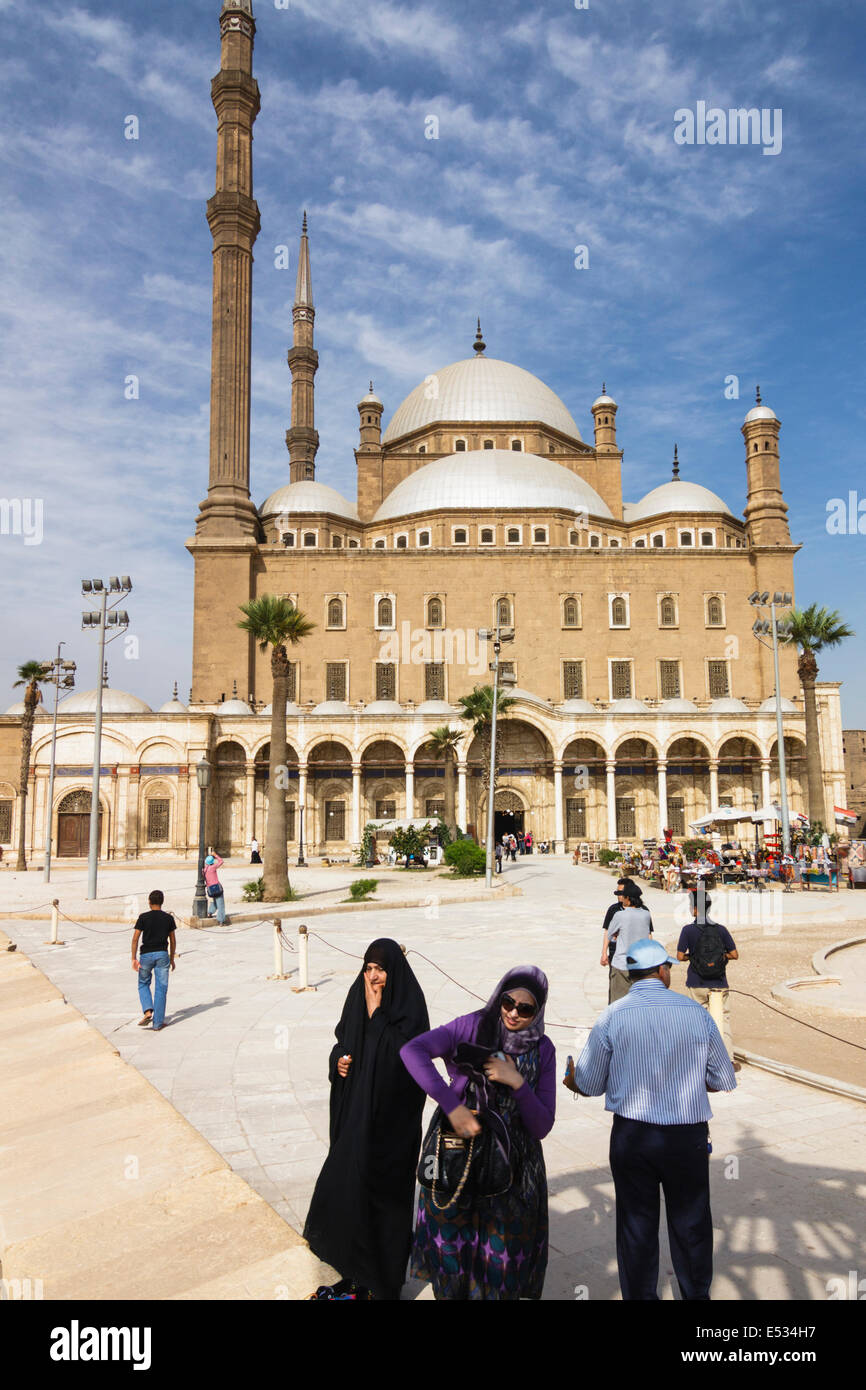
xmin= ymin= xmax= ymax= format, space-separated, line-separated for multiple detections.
xmin=493 ymin=789 xmax=525 ymax=843
xmin=57 ymin=789 xmax=103 ymax=857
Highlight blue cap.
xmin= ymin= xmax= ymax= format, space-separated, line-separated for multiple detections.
xmin=205 ymin=855 xmax=215 ymax=865
xmin=625 ymin=938 xmax=675 ymax=970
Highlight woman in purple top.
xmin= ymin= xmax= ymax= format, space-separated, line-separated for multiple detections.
xmin=400 ymin=965 xmax=556 ymax=1300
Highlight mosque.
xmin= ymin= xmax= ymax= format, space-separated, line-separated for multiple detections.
xmin=0 ymin=0 xmax=845 ymax=863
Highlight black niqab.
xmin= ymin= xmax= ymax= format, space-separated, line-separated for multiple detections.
xmin=303 ymin=939 xmax=429 ymax=1299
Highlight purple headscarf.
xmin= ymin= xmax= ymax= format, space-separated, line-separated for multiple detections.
xmin=478 ymin=965 xmax=549 ymax=1056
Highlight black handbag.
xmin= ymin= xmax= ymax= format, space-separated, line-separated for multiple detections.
xmin=417 ymin=1082 xmax=512 ymax=1212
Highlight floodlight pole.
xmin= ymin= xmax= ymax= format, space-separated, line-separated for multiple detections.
xmin=485 ymin=636 xmax=501 ymax=889
xmin=769 ymin=599 xmax=791 ymax=855
xmin=86 ymin=587 xmax=108 ymax=900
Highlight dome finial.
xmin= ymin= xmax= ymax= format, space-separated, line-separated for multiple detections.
xmin=369 ymin=380 xmax=374 ymax=393
xmin=473 ymin=317 xmax=486 ymax=355
xmin=602 ymin=382 xmax=606 ymax=395
xmin=173 ymin=681 xmax=178 ymax=699
xmin=302 ymin=209 xmax=307 ymax=234
xmin=755 ymin=383 xmax=761 ymax=405
xmin=232 ymin=678 xmax=238 ymax=698
xmin=672 ymin=443 xmax=680 ymax=480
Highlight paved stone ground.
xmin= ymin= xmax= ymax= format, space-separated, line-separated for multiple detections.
xmin=5 ymin=858 xmax=865 ymax=1300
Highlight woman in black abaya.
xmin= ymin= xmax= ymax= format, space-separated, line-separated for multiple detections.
xmin=303 ymin=938 xmax=429 ymax=1300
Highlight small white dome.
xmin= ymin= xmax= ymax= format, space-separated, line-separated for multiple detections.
xmin=415 ymin=700 xmax=454 ymax=714
xmin=383 ymin=356 xmax=583 ymax=444
xmin=5 ymin=700 xmax=50 ymax=718
xmin=710 ymin=697 xmax=749 ymax=713
xmin=260 ymin=701 xmax=303 ymax=716
xmin=759 ymin=695 xmax=797 ymax=713
xmin=560 ymin=698 xmax=595 ymax=713
xmin=259 ymin=480 xmax=359 ymax=523
xmin=609 ymin=699 xmax=650 ymax=714
xmin=592 ymin=393 xmax=616 ymax=409
xmin=159 ymin=699 xmax=189 ymax=714
xmin=362 ymin=700 xmax=403 ymax=714
xmin=311 ymin=700 xmax=351 ymax=715
xmin=359 ymin=382 xmax=383 ymax=407
xmin=217 ymin=699 xmax=253 ymax=715
xmin=658 ymin=698 xmax=699 ymax=713
xmin=506 ymin=687 xmax=550 ymax=707
xmin=60 ymin=688 xmax=153 ymax=715
xmin=743 ymin=404 xmax=777 ymax=424
xmin=374 ymin=450 xmax=613 ymax=523
xmin=628 ymin=480 xmax=734 ymax=523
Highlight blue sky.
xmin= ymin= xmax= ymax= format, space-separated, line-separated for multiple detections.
xmin=1 ymin=0 xmax=864 ymax=718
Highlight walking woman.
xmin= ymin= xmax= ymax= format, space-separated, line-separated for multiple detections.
xmin=203 ymin=852 xmax=228 ymax=925
xmin=304 ymin=939 xmax=429 ymax=1300
xmin=400 ymin=966 xmax=556 ymax=1300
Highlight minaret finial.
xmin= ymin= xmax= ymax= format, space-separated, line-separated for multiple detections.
xmin=293 ymin=214 xmax=313 ymax=310
xmin=103 ymin=661 xmax=109 ymax=688
xmin=755 ymin=383 xmax=762 ymax=405
xmin=672 ymin=443 xmax=680 ymax=480
xmin=172 ymin=681 xmax=178 ymax=700
xmin=302 ymin=208 xmax=307 ymax=234
xmin=602 ymin=382 xmax=606 ymax=395
xmin=369 ymin=380 xmax=374 ymax=393
xmin=473 ymin=317 xmax=486 ymax=355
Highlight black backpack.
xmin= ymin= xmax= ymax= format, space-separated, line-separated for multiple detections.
xmin=690 ymin=921 xmax=727 ymax=980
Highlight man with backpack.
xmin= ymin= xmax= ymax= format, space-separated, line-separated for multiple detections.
xmin=676 ymin=889 xmax=739 ymax=1068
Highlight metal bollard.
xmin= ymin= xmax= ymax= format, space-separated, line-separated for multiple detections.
xmin=44 ymin=899 xmax=64 ymax=946
xmin=707 ymin=988 xmax=724 ymax=1034
xmin=291 ymin=924 xmax=317 ymax=993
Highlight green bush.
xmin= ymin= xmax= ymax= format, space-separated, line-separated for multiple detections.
xmin=242 ymin=878 xmax=265 ymax=902
xmin=349 ymin=878 xmax=378 ymax=901
xmin=597 ymin=848 xmax=621 ymax=866
xmin=444 ymin=839 xmax=487 ymax=876
xmin=682 ymin=838 xmax=712 ymax=859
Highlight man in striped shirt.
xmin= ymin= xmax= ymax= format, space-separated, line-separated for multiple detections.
xmin=566 ymin=938 xmax=737 ymax=1300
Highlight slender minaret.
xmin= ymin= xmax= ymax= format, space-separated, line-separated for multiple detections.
xmin=286 ymin=212 xmax=319 ymax=482
xmin=195 ymin=0 xmax=261 ymax=538
xmin=742 ymin=386 xmax=791 ymax=546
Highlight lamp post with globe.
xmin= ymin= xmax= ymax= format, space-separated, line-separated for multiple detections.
xmin=192 ymin=757 xmax=212 ymax=919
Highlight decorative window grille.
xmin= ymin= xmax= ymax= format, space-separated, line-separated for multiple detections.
xmin=611 ymin=661 xmax=632 ymax=699
xmin=616 ymin=798 xmax=636 ymax=837
xmin=566 ymin=798 xmax=586 ymax=837
xmin=659 ymin=660 xmax=681 ymax=699
xmin=668 ymin=797 xmax=685 ymax=836
xmin=425 ymin=663 xmax=445 ymax=699
xmin=376 ymin=800 xmax=396 ymax=820
xmin=426 ymin=799 xmax=445 ymax=818
xmin=327 ymin=598 xmax=343 ymax=627
xmin=563 ymin=597 xmax=580 ymax=628
xmin=326 ymin=663 xmax=347 ymax=700
xmin=611 ymin=597 xmax=627 ymax=626
xmin=0 ymin=800 xmax=13 ymax=841
xmin=706 ymin=596 xmax=723 ymax=626
xmin=325 ymin=801 xmax=345 ymax=840
xmin=377 ymin=597 xmax=393 ymax=626
xmin=708 ymin=661 xmax=730 ymax=698
xmin=496 ymin=597 xmax=512 ymax=626
xmin=563 ymin=661 xmax=584 ymax=699
xmin=375 ymin=664 xmax=396 ymax=700
xmin=427 ymin=598 xmax=443 ymax=627
xmin=660 ymin=597 xmax=677 ymax=627
xmin=147 ymin=799 xmax=170 ymax=843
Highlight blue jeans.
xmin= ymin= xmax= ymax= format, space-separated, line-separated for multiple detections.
xmin=138 ymin=951 xmax=170 ymax=1027
xmin=207 ymin=888 xmax=226 ymax=923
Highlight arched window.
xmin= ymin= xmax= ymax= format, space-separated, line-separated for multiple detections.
xmin=652 ymin=534 xmax=664 ymax=548
xmin=331 ymin=534 xmax=343 ymax=548
xmin=418 ymin=530 xmax=431 ymax=547
xmin=660 ymin=597 xmax=676 ymax=627
xmin=373 ymin=538 xmax=385 ymax=549
xmin=563 ymin=597 xmax=580 ymax=628
xmin=569 ymin=531 xmax=579 ymax=545
xmin=453 ymin=527 xmax=468 ymax=544
xmin=483 ymin=439 xmax=494 ymax=449
xmin=396 ymin=534 xmax=408 ymax=549
xmin=707 ymin=596 xmax=723 ymax=626
xmin=377 ymin=597 xmax=393 ymax=627
xmin=608 ymin=538 xmax=620 ymax=548
xmin=764 ymin=441 xmax=770 ymax=450
xmin=418 ymin=444 xmax=426 ymax=454
xmin=327 ymin=597 xmax=343 ymax=628
xmin=510 ymin=439 xmax=522 ymax=451
xmin=589 ymin=534 xmax=600 ymax=548
xmin=533 ymin=527 xmax=548 ymax=543
xmin=496 ymin=597 xmax=512 ymax=626
xmin=611 ymin=597 xmax=627 ymax=626
xmin=454 ymin=439 xmax=467 ymax=452
xmin=480 ymin=528 xmax=494 ymax=544
xmin=427 ymin=597 xmax=443 ymax=628
xmin=303 ymin=532 xmax=316 ymax=547
xmin=507 ymin=527 xmax=521 ymax=543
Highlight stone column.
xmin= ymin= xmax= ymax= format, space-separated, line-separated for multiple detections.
xmin=405 ymin=762 xmax=415 ymax=819
xmin=761 ymin=758 xmax=772 ymax=807
xmin=127 ymin=769 xmax=141 ymax=859
xmin=244 ymin=761 xmax=255 ymax=845
xmin=709 ymin=758 xmax=719 ymax=810
xmin=657 ymin=760 xmax=668 ymax=836
xmin=351 ymin=763 xmax=362 ymax=845
xmin=606 ymin=760 xmax=617 ymax=843
xmin=553 ymin=761 xmax=564 ymax=851
xmin=457 ymin=761 xmax=467 ymax=830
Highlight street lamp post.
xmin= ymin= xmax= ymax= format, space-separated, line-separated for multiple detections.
xmin=192 ymin=757 xmax=212 ymax=919
xmin=752 ymin=791 xmax=760 ymax=855
xmin=749 ymin=589 xmax=792 ymax=855
xmin=81 ymin=577 xmax=132 ymax=900
xmin=297 ymin=803 xmax=306 ymax=867
xmin=478 ymin=622 xmax=516 ymax=888
xmin=42 ymin=645 xmax=76 ymax=883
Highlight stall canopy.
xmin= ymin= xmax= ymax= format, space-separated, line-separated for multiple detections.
xmin=689 ymin=806 xmax=752 ymax=831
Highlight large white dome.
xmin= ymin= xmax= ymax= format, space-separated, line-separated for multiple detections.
xmin=382 ymin=357 xmax=583 ymax=444
xmin=374 ymin=450 xmax=613 ymax=522
xmin=627 ymin=480 xmax=734 ymax=523
xmin=59 ymin=688 xmax=152 ymax=715
xmin=259 ymin=480 xmax=358 ymax=523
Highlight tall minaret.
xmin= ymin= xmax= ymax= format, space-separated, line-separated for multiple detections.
xmin=286 ymin=213 xmax=319 ymax=482
xmin=742 ymin=387 xmax=791 ymax=547
xmin=195 ymin=0 xmax=261 ymax=538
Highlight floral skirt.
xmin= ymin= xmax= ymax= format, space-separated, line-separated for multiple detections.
xmin=410 ymin=1142 xmax=548 ymax=1301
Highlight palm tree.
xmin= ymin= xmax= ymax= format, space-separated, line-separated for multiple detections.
xmin=427 ymin=725 xmax=464 ymax=834
xmin=12 ymin=659 xmax=50 ymax=871
xmin=456 ymin=685 xmax=517 ymax=829
xmin=238 ymin=596 xmax=315 ymax=901
xmin=781 ymin=604 xmax=854 ymax=825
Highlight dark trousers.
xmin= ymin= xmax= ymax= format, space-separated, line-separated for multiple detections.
xmin=609 ymin=1114 xmax=712 ymax=1301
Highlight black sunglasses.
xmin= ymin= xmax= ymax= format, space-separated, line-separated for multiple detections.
xmin=501 ymin=992 xmax=537 ymax=1020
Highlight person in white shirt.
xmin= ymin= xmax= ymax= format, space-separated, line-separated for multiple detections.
xmin=607 ymin=882 xmax=653 ymax=1002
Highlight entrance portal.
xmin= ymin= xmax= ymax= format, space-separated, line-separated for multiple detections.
xmin=494 ymin=808 xmax=524 ymax=844
xmin=57 ymin=789 xmax=102 ymax=857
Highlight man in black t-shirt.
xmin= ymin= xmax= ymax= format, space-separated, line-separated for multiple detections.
xmin=132 ymin=890 xmax=177 ymax=1031
xmin=676 ymin=890 xmax=739 ymax=1068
